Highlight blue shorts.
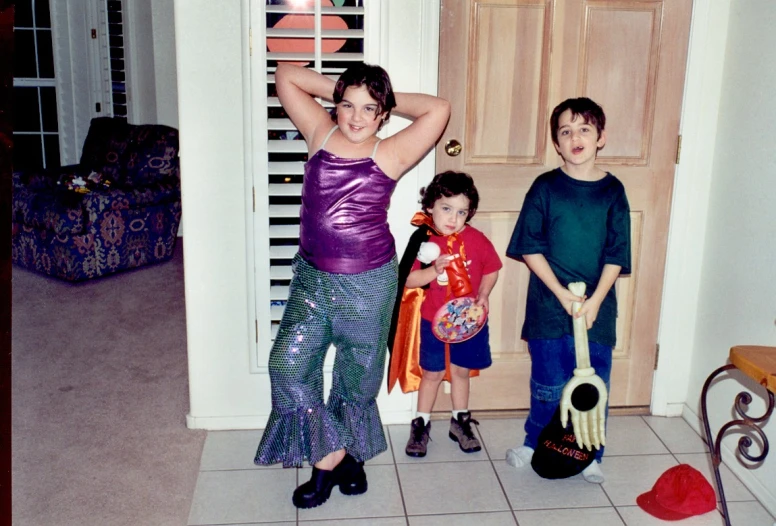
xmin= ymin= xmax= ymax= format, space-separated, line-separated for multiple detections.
xmin=419 ymin=318 xmax=492 ymax=372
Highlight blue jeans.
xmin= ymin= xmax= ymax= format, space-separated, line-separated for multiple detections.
xmin=524 ymin=335 xmax=612 ymax=462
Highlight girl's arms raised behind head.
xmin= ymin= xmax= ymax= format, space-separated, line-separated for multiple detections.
xmin=379 ymin=92 xmax=451 ymax=180
xmin=275 ymin=63 xmax=335 ymax=145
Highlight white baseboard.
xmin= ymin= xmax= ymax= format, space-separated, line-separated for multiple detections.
xmin=186 ymin=408 xmax=415 ymax=431
xmin=186 ymin=413 xmax=268 ymax=430
xmin=663 ymin=403 xmax=686 ymax=417
xmin=375 ymin=409 xmax=415 ymax=425
xmin=682 ymin=404 xmax=776 ymax=518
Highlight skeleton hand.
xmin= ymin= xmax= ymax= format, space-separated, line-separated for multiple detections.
xmin=559 ymin=282 xmax=608 ymax=451
xmin=560 ymin=368 xmax=608 ymax=450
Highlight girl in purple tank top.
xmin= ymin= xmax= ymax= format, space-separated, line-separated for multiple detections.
xmin=254 ymin=62 xmax=450 ymax=509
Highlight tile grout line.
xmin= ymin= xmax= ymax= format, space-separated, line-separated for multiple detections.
xmin=639 ymin=414 xmax=686 ymax=457
xmin=477 ymin=423 xmax=521 ymax=525
xmin=385 ymin=426 xmax=412 ymax=525
xmin=594 ymin=452 xmax=627 ymax=526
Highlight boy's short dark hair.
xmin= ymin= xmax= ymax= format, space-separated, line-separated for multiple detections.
xmin=331 ymin=62 xmax=396 ymax=130
xmin=420 ymin=171 xmax=479 ymax=222
xmin=550 ymin=97 xmax=606 ymax=147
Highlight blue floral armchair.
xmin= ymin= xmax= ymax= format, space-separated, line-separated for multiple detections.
xmin=12 ymin=117 xmax=181 ymax=281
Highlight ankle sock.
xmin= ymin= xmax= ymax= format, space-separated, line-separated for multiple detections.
xmin=452 ymin=409 xmax=468 ymax=420
xmin=582 ymin=461 xmax=605 ymax=484
xmin=505 ymin=446 xmax=534 ymax=468
xmin=415 ymin=412 xmax=431 ymax=425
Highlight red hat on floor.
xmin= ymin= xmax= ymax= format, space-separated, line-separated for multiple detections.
xmin=637 ymin=464 xmax=717 ymax=521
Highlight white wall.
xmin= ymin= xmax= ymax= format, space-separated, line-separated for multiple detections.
xmin=124 ymin=0 xmax=177 ymax=127
xmin=652 ymin=1 xmax=733 ymax=416
xmin=125 ymin=0 xmax=157 ymax=124
xmin=177 ymin=0 xmax=439 ymax=430
xmin=151 ymin=0 xmax=178 ymax=128
xmin=175 ymin=0 xmax=252 ymax=424
xmin=679 ymin=0 xmax=776 ymax=514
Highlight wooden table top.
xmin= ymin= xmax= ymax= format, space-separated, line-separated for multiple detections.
xmin=729 ymin=345 xmax=776 ymax=394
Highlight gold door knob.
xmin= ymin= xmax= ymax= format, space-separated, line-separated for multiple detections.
xmin=445 ymin=139 xmax=462 ymax=157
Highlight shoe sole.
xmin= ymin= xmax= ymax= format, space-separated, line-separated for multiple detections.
xmin=405 ymin=450 xmax=427 ymax=458
xmin=292 ymin=486 xmax=334 ymax=509
xmin=293 ymin=478 xmax=366 ymax=507
xmin=339 ymin=479 xmax=368 ymax=496
xmin=449 ymin=431 xmax=481 ymax=453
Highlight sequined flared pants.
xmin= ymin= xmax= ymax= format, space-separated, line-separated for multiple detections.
xmin=255 ymin=254 xmax=398 ymax=468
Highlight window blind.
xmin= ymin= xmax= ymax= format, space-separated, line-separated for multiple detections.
xmin=262 ymin=0 xmax=366 ymax=342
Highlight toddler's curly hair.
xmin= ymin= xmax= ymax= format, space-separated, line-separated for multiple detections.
xmin=420 ymin=171 xmax=479 ymax=222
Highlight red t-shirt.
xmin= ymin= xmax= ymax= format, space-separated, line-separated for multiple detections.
xmin=410 ymin=225 xmax=503 ymax=321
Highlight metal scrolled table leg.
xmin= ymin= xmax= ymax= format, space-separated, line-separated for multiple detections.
xmin=700 ymin=363 xmax=775 ymax=526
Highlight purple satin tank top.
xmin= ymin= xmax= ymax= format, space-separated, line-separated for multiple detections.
xmin=299 ymin=130 xmax=397 ymax=274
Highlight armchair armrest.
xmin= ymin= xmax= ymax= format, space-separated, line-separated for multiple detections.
xmin=82 ymin=181 xmax=181 ymax=223
xmin=12 ymin=183 xmax=87 ymax=235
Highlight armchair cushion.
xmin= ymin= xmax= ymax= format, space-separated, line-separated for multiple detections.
xmin=122 ymin=125 xmax=179 ymax=188
xmin=79 ymin=117 xmax=133 ymax=185
xmin=78 ymin=118 xmax=180 ymax=189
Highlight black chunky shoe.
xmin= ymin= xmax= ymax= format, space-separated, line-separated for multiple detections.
xmin=292 ymin=467 xmax=338 ymax=509
xmin=333 ymin=453 xmax=367 ymax=496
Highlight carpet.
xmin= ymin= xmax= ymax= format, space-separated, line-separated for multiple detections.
xmin=12 ymin=242 xmax=206 ymax=525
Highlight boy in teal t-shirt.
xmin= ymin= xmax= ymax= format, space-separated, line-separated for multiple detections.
xmin=505 ymin=97 xmax=631 ymax=484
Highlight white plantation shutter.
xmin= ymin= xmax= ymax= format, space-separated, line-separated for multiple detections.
xmin=250 ymin=0 xmax=371 ymax=370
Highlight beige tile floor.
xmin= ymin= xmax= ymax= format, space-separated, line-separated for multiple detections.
xmin=188 ymin=416 xmax=776 ymax=525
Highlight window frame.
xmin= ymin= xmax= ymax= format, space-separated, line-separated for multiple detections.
xmin=13 ymin=0 xmax=60 ymax=170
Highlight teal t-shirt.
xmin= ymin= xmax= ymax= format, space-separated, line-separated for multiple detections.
xmin=506 ymin=168 xmax=631 ymax=347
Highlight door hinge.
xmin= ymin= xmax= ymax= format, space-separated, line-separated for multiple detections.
xmin=249 ymin=28 xmax=253 ymax=56
xmin=255 ymin=319 xmax=259 ymax=343
xmin=91 ymin=28 xmax=97 ymax=39
xmin=252 ymin=187 xmax=256 ymax=212
xmin=95 ymin=102 xmax=101 ymax=113
xmin=653 ymin=343 xmax=660 ymax=370
xmin=675 ymin=134 xmax=682 ymax=164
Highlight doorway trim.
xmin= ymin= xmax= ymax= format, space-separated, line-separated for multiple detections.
xmin=651 ymin=0 xmax=733 ymax=417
